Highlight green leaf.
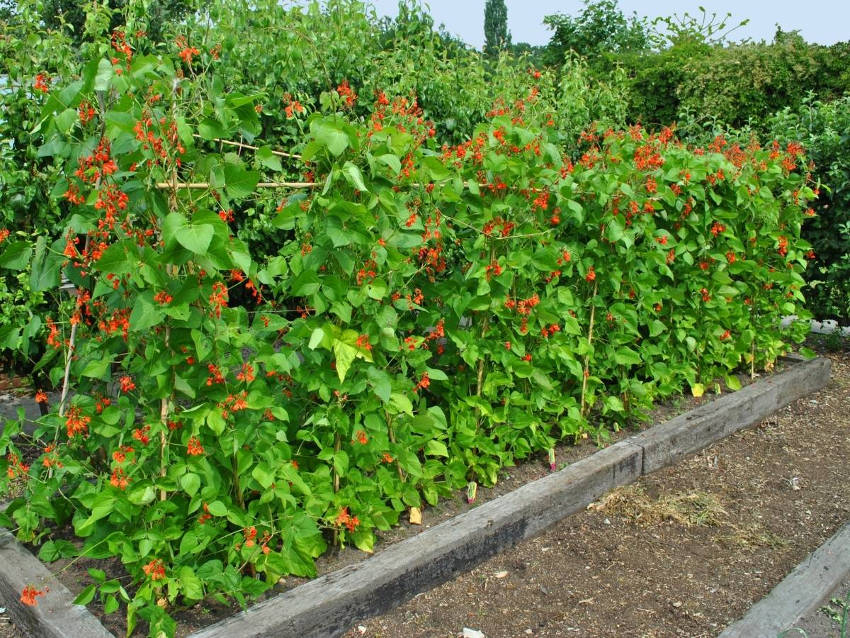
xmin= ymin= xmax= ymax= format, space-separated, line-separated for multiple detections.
xmin=176 ymin=225 xmax=214 ymax=255
xmin=206 ymin=410 xmax=226 ymax=435
xmin=87 ymin=568 xmax=106 ymax=582
xmin=38 ymin=540 xmax=77 ymax=562
xmin=256 ymin=146 xmax=282 ymax=172
xmin=207 ymin=500 xmax=227 ymax=516
xmin=353 ymin=528 xmax=375 ymax=554
xmin=425 ymin=367 xmax=448 ymax=381
xmin=0 ymin=241 xmax=32 ymax=270
xmin=180 ymin=472 xmax=201 ymax=497
xmin=75 ymin=494 xmax=115 ymax=536
xmin=54 ymin=108 xmax=77 ymax=134
xmin=291 ymin=270 xmax=320 ymax=296
xmin=366 ymin=279 xmax=387 ymax=300
xmin=103 ymin=594 xmax=119 ymax=614
xmin=613 ymin=348 xmax=642 ymax=366
xmin=333 ymin=340 xmax=358 ymax=382
xmin=649 ymin=320 xmax=667 ymax=337
xmin=228 ymin=239 xmax=253 ymax=273
xmin=223 ymin=163 xmax=260 ymax=200
xmin=326 ymin=225 xmax=351 ymax=248
xmin=333 ymin=450 xmax=349 ymax=477
xmin=73 ymin=584 xmax=96 ymax=606
xmin=94 ymin=58 xmax=113 ymax=91
xmin=308 ymin=327 xmax=327 ymax=350
xmin=94 ymin=242 xmax=133 ymax=275
xmin=99 ymin=580 xmax=120 ymax=594
xmin=81 ymin=357 xmax=111 ymax=380
xmin=162 ymin=212 xmax=186 ymax=246
xmin=311 ymin=120 xmax=348 ymax=156
xmin=342 ymin=162 xmax=368 ymax=192
xmin=725 ymin=375 xmax=742 ymax=391
xmin=127 ymin=484 xmax=155 ymax=506
xmin=30 ymin=237 xmax=63 ymax=291
xmin=604 ymin=396 xmax=625 ymax=413
xmin=798 ymin=347 xmax=817 ymax=360
xmin=251 ymin=465 xmax=274 ymax=489
xmin=425 ymin=440 xmax=448 ymax=457
xmin=191 ymin=329 xmax=213 ymax=362
xmin=179 ymin=566 xmax=204 ymax=601
xmin=390 ymin=392 xmax=413 ymax=416
xmin=367 ymin=368 xmax=392 ymax=402
xmin=129 ymin=295 xmax=164 ymax=332
xmin=375 ymin=153 xmax=401 ymax=174
xmin=199 ymin=118 xmax=226 ymax=140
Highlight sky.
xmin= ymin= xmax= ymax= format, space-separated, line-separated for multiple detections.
xmin=361 ymin=0 xmax=849 ymax=49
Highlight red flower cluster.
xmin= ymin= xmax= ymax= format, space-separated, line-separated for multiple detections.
xmin=33 ymin=74 xmax=49 ymax=93
xmin=78 ymin=101 xmax=96 ymax=124
xmin=197 ymin=503 xmax=212 ymax=525
xmin=6 ymin=453 xmax=29 ymax=479
xmin=65 ymin=405 xmax=91 ymax=438
xmin=710 ymin=222 xmax=726 ymax=237
xmin=110 ymin=29 xmax=133 ymax=72
xmin=133 ymin=426 xmax=151 ymax=445
xmin=337 ymin=80 xmax=357 ymax=107
xmin=482 ymin=217 xmax=515 ymax=238
xmin=112 ymin=445 xmax=133 ymax=463
xmin=187 ymin=436 xmax=204 ymax=456
xmin=142 ymin=559 xmax=166 ymax=581
xmin=777 ymin=235 xmax=789 ymax=257
xmin=335 ymin=507 xmax=360 ymax=532
xmin=219 ymin=391 xmax=248 ymax=418
xmin=413 ymin=372 xmax=430 ymax=393
xmin=209 ymin=282 xmax=228 ymax=318
xmin=133 ymin=115 xmax=186 ymax=166
xmin=236 ymin=363 xmax=255 ymax=383
xmin=110 ymin=467 xmax=129 ymax=490
xmin=485 ymin=260 xmax=502 ymax=280
xmin=540 ymin=324 xmax=560 ymax=338
xmin=176 ymin=36 xmax=200 ymax=64
xmin=20 ymin=585 xmax=46 ymax=606
xmin=505 ymin=294 xmax=540 ymax=316
xmin=74 ymin=137 xmax=118 ymax=185
xmin=284 ymin=97 xmax=305 ymax=118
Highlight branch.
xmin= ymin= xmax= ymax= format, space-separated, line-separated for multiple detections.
xmin=155 ymin=181 xmax=319 ymax=190
xmin=154 ymin=180 xmax=498 ymax=191
xmin=193 ymin=134 xmax=301 ymax=159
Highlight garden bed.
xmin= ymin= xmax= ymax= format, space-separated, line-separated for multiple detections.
xmin=0 ymin=352 xmax=831 ymax=637
xmin=341 ymin=345 xmax=850 ymax=637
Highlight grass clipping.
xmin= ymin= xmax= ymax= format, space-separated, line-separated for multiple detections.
xmin=589 ymin=485 xmax=726 ymax=528
xmin=590 ymin=485 xmax=788 ymax=549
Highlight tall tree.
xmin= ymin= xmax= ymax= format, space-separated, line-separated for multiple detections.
xmin=484 ymin=0 xmax=511 ymax=57
xmin=41 ymin=0 xmax=195 ymax=43
xmin=543 ymin=0 xmax=648 ymax=68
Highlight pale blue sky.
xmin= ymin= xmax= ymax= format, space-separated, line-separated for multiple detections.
xmin=361 ymin=1 xmax=848 ymax=48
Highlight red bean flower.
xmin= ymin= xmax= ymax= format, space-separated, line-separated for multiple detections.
xmin=187 ymin=436 xmax=204 ymax=456
xmin=21 ymin=585 xmax=46 ymax=606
